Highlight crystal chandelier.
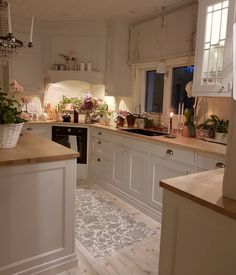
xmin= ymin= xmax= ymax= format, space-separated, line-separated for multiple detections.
xmin=0 ymin=0 xmax=33 ymax=60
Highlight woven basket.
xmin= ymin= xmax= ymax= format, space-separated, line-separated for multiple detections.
xmin=0 ymin=123 xmax=24 ymax=149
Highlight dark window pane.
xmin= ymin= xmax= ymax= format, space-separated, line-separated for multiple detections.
xmin=145 ymin=70 xmax=164 ymax=113
xmin=171 ymin=65 xmax=194 ymax=114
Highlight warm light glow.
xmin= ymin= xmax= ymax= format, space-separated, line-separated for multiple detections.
xmin=170 ymin=112 xmax=174 ymax=118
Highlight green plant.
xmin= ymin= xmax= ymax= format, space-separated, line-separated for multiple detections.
xmin=0 ymin=90 xmax=25 ymax=124
xmin=198 ymin=115 xmax=229 ymax=137
xmin=184 ymin=108 xmax=196 ymax=137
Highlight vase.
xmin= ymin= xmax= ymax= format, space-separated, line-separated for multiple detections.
xmin=0 ymin=123 xmax=24 ymax=149
xmin=85 ymin=112 xmax=92 ymax=124
xmin=215 ymin=132 xmax=228 ymax=144
xmin=182 ymin=125 xmax=190 ymax=138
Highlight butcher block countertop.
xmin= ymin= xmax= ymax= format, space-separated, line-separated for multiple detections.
xmin=24 ymin=121 xmax=226 ymax=158
xmin=90 ymin=124 xmax=226 ymax=158
xmin=0 ymin=131 xmax=79 ymax=166
xmin=160 ymin=169 xmax=236 ymax=220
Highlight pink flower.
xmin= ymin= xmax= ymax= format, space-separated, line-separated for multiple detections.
xmin=20 ymin=96 xmax=31 ymax=104
xmin=10 ymin=79 xmax=24 ymax=93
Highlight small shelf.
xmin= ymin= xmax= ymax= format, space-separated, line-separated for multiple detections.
xmin=47 ymin=70 xmax=104 ymax=85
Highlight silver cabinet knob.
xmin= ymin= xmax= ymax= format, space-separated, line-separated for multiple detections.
xmin=98 ymin=132 xmax=102 ymax=136
xmin=26 ymin=127 xmax=33 ymax=131
xmin=166 ymin=149 xmax=174 ymax=155
xmin=216 ymin=162 xmax=225 ymax=168
xmin=98 ymin=140 xmax=101 ymax=144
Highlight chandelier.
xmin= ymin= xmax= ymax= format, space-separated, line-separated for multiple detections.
xmin=0 ymin=0 xmax=34 ymax=60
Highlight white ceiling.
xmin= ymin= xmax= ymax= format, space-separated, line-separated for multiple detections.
xmin=9 ymin=0 xmax=194 ymax=22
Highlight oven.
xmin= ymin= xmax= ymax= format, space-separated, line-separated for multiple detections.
xmin=52 ymin=126 xmax=87 ymax=164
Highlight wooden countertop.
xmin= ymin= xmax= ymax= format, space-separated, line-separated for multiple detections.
xmin=90 ymin=124 xmax=226 ymax=158
xmin=24 ymin=121 xmax=226 ymax=158
xmin=160 ymin=169 xmax=236 ymax=220
xmin=0 ymin=131 xmax=79 ymax=166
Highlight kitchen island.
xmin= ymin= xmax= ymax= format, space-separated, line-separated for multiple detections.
xmin=158 ymin=169 xmax=236 ymax=275
xmin=0 ymin=132 xmax=79 ymax=275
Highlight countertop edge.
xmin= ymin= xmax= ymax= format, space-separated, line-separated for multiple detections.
xmin=160 ymin=170 xmax=236 ymax=221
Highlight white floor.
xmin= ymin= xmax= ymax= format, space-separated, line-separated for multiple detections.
xmin=59 ymin=180 xmax=161 ymax=275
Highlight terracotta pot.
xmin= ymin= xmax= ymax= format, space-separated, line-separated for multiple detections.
xmin=182 ymin=125 xmax=190 ymax=138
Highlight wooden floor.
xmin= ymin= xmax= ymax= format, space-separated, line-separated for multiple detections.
xmin=59 ymin=182 xmax=161 ymax=275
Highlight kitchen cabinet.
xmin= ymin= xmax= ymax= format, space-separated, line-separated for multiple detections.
xmin=126 ymin=148 xmax=149 ymax=201
xmin=11 ymin=33 xmax=43 ymax=92
xmin=193 ymin=0 xmax=235 ymax=97
xmin=89 ymin=129 xmax=114 ymax=182
xmin=147 ymin=155 xmax=193 ymax=212
xmin=196 ymin=153 xmax=225 ymax=171
xmin=113 ymin=143 xmax=127 ymax=190
xmin=104 ymin=20 xmax=131 ymax=96
xmin=23 ymin=124 xmax=51 ymax=139
xmin=88 ymin=127 xmax=225 ymax=221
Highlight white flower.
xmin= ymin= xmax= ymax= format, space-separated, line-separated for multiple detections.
xmin=185 ymin=81 xmax=193 ymax=98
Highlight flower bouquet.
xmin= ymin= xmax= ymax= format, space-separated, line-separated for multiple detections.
xmin=0 ymin=80 xmax=26 ymax=148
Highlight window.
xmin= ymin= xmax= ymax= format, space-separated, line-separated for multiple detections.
xmin=203 ymin=1 xmax=229 ymax=85
xmin=171 ymin=65 xmax=194 ymax=114
xmin=145 ymin=70 xmax=164 ymax=113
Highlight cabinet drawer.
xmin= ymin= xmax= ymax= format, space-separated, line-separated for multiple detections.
xmin=197 ymin=155 xmax=225 ymax=171
xmin=155 ymin=146 xmax=195 ymax=166
xmin=91 ymin=137 xmax=113 ymax=161
xmin=23 ymin=125 xmax=51 ymax=139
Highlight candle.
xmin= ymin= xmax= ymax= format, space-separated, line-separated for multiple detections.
xmin=178 ymin=102 xmax=181 ymax=123
xmin=30 ymin=16 xmax=35 ymax=43
xmin=7 ymin=2 xmax=12 ymax=34
xmin=170 ymin=112 xmax=173 ymax=132
xmin=181 ymin=102 xmax=184 ymax=116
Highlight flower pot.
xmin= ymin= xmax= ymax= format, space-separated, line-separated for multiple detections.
xmin=116 ymin=117 xmax=125 ymax=128
xmin=0 ymin=123 xmax=24 ymax=149
xmin=136 ymin=118 xmax=145 ymax=129
xmin=126 ymin=114 xmax=136 ymax=127
xmin=215 ymin=132 xmax=228 ymax=144
xmin=182 ymin=125 xmax=190 ymax=138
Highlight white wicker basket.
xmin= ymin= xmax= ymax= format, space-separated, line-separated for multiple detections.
xmin=0 ymin=123 xmax=24 ymax=149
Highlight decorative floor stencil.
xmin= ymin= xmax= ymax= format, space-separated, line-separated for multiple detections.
xmin=75 ymin=184 xmax=159 ymax=259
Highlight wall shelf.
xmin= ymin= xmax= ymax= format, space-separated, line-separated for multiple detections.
xmin=47 ymin=70 xmax=104 ymax=85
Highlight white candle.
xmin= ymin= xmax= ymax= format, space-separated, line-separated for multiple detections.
xmin=7 ymin=2 xmax=12 ymax=34
xmin=181 ymin=102 xmax=184 ymax=116
xmin=30 ymin=16 xmax=35 ymax=43
xmin=178 ymin=102 xmax=181 ymax=123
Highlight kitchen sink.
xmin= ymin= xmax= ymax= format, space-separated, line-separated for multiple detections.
xmin=121 ymin=128 xmax=168 ymax=137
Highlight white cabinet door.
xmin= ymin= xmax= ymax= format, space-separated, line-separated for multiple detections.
xmin=126 ymin=148 xmax=149 ymax=201
xmin=147 ymin=155 xmax=193 ymax=211
xmin=11 ymin=33 xmax=43 ymax=92
xmin=104 ymin=20 xmax=131 ymax=96
xmin=193 ymin=0 xmax=235 ymax=97
xmin=112 ymin=144 xmax=127 ymax=190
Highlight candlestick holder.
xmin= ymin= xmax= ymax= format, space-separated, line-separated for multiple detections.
xmin=165 ymin=129 xmax=177 ymax=138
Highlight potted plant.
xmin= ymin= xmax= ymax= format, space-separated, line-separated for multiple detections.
xmin=0 ymin=81 xmax=26 ymax=149
xmin=126 ymin=112 xmax=139 ymax=127
xmin=198 ymin=115 xmax=229 ymax=144
xmin=183 ymin=108 xmax=196 ymax=138
xmin=116 ymin=110 xmax=128 ymax=128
